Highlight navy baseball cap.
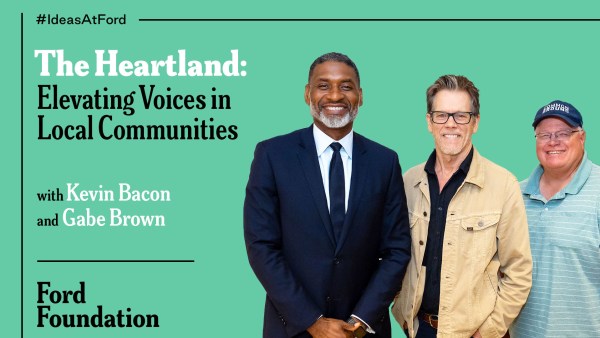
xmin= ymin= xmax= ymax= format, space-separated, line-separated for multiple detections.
xmin=533 ymin=100 xmax=583 ymax=128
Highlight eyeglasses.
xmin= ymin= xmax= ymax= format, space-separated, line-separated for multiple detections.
xmin=535 ymin=129 xmax=582 ymax=143
xmin=429 ymin=111 xmax=475 ymax=124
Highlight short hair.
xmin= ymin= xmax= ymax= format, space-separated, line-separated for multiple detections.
xmin=426 ymin=75 xmax=480 ymax=115
xmin=308 ymin=52 xmax=360 ymax=84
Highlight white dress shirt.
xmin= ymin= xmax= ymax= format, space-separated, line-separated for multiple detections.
xmin=311 ymin=125 xmax=374 ymax=333
xmin=313 ymin=125 xmax=353 ymax=212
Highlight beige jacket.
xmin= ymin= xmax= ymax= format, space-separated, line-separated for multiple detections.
xmin=392 ymin=149 xmax=532 ymax=338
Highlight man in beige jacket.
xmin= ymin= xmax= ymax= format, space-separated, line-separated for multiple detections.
xmin=392 ymin=75 xmax=532 ymax=338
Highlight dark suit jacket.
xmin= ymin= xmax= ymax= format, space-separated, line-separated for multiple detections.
xmin=244 ymin=126 xmax=411 ymax=338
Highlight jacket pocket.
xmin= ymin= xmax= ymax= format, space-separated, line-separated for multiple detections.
xmin=458 ymin=213 xmax=501 ymax=259
xmin=408 ymin=210 xmax=427 ymax=228
xmin=408 ymin=211 xmax=428 ymax=265
xmin=486 ymin=270 xmax=499 ymax=295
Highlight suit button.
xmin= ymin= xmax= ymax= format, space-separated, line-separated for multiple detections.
xmin=334 ymin=257 xmax=341 ymax=264
xmin=419 ymin=240 xmax=424 ymax=245
xmin=326 ymin=296 xmax=332 ymax=302
xmin=423 ymin=211 xmax=427 ymax=217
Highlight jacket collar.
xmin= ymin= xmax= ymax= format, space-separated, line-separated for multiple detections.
xmin=414 ymin=147 xmax=484 ymax=189
xmin=297 ymin=126 xmax=336 ymax=246
xmin=464 ymin=148 xmax=485 ymax=189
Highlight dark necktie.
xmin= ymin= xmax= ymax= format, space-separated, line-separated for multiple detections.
xmin=329 ymin=142 xmax=345 ymax=242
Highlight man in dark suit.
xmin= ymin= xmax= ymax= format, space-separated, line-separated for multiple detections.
xmin=244 ymin=52 xmax=411 ymax=338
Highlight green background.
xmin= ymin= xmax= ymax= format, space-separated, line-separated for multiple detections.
xmin=3 ymin=1 xmax=600 ymax=337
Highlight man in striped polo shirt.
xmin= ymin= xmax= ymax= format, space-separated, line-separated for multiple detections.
xmin=511 ymin=100 xmax=600 ymax=337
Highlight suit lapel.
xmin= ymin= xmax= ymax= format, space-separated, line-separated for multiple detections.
xmin=335 ymin=132 xmax=368 ymax=254
xmin=297 ymin=127 xmax=337 ymax=247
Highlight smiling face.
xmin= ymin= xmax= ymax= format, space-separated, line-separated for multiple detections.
xmin=535 ymin=117 xmax=585 ymax=175
xmin=427 ymin=89 xmax=479 ymax=160
xmin=304 ymin=61 xmax=362 ymax=139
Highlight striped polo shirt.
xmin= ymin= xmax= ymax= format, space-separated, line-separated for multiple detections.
xmin=511 ymin=152 xmax=600 ymax=337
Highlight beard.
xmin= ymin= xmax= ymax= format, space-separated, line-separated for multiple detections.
xmin=438 ymin=143 xmax=463 ymax=156
xmin=433 ymin=133 xmax=473 ymax=158
xmin=309 ymin=100 xmax=359 ymax=129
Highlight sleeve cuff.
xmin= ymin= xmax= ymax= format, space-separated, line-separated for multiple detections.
xmin=351 ymin=314 xmax=375 ymax=334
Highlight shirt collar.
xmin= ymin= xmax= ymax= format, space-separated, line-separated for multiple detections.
xmin=522 ymin=165 xmax=544 ymax=196
xmin=523 ymin=151 xmax=592 ymax=198
xmin=313 ymin=124 xmax=353 ymax=158
xmin=424 ymin=146 xmax=474 ymax=175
